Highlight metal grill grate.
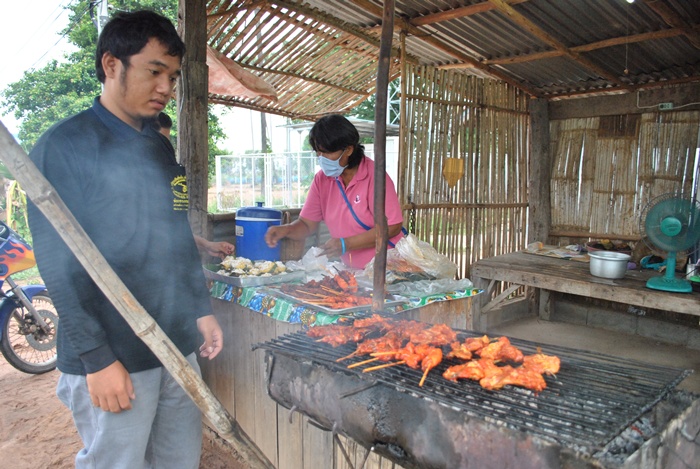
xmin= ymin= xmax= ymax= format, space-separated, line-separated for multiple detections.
xmin=257 ymin=329 xmax=690 ymax=456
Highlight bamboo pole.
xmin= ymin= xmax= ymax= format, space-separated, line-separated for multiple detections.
xmin=0 ymin=121 xmax=275 ymax=469
xmin=372 ymin=0 xmax=394 ymax=312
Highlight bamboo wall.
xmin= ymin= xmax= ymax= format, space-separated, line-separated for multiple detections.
xmin=398 ymin=64 xmax=529 ymax=279
xmin=549 ymin=111 xmax=700 ymax=243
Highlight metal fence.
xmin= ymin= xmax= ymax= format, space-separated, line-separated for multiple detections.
xmin=215 ymin=148 xmax=399 ymax=211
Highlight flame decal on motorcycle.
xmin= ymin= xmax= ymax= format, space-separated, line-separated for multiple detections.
xmin=0 ymin=239 xmax=35 ymax=279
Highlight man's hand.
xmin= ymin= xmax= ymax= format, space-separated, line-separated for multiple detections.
xmin=205 ymin=240 xmax=235 ymax=259
xmin=198 ymin=315 xmax=223 ymax=360
xmin=86 ymin=360 xmax=135 ymax=413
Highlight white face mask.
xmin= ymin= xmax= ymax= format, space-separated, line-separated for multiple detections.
xmin=318 ymin=149 xmax=348 ymax=177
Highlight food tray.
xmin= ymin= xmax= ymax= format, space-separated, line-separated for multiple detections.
xmin=261 ymin=287 xmax=409 ymax=315
xmin=203 ymin=264 xmax=306 ymax=287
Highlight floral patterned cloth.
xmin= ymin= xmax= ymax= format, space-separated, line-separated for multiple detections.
xmin=209 ymin=280 xmax=481 ymax=327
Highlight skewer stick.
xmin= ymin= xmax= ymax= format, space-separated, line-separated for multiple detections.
xmin=370 ymin=350 xmax=399 ymax=357
xmin=321 ymin=286 xmax=342 ymax=295
xmin=363 ymin=360 xmax=406 ymax=373
xmin=419 ymin=367 xmax=431 ymax=387
xmin=336 ymin=351 xmax=359 ymax=362
xmin=347 ymin=357 xmax=381 ymax=368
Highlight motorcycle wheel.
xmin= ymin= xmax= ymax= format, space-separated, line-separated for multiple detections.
xmin=0 ymin=293 xmax=58 ymax=374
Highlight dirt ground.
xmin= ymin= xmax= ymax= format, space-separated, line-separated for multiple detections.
xmin=0 ymin=358 xmax=244 ymax=468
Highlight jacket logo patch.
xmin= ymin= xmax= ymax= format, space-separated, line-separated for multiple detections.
xmin=171 ymin=175 xmax=189 ymax=211
xmin=354 ymin=195 xmax=361 ymax=204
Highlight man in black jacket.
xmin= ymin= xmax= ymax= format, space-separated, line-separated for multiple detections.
xmin=27 ymin=10 xmax=222 ymax=468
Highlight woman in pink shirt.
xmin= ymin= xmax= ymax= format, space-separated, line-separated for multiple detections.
xmin=264 ymin=114 xmax=403 ymax=269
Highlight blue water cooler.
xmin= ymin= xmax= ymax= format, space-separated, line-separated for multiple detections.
xmin=235 ymin=203 xmax=283 ymax=261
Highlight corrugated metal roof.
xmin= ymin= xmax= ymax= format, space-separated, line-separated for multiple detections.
xmin=206 ymin=0 xmax=700 ymax=118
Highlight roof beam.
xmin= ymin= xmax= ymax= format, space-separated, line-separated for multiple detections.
xmin=641 ymin=0 xmax=700 ymax=49
xmin=482 ymin=27 xmax=689 ymax=66
xmin=345 ymin=0 xmax=541 ymax=96
xmin=410 ymin=0 xmax=528 ymax=26
xmin=486 ymin=0 xmax=629 ymax=89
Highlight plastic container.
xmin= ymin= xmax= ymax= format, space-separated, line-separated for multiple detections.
xmin=588 ymin=251 xmax=631 ymax=279
xmin=235 ymin=203 xmax=283 ymax=261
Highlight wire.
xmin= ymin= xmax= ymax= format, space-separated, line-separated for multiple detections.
xmin=0 ymin=0 xmax=78 ymax=77
xmin=24 ymin=1 xmax=91 ymax=72
xmin=635 ymin=91 xmax=700 ymax=111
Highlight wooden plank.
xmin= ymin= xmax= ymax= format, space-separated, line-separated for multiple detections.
xmin=538 ymin=290 xmax=551 ymax=320
xmin=302 ymin=418 xmax=334 ymax=469
xmin=251 ymin=312 xmax=280 ymax=467
xmin=473 ymin=252 xmax=700 ymax=315
xmin=411 ymin=297 xmax=473 ymax=330
xmin=208 ymin=299 xmax=237 ymax=415
xmin=231 ymin=304 xmax=257 ymax=443
xmin=276 ymin=404 xmax=304 ymax=469
xmin=272 ymin=319 xmax=304 ymax=469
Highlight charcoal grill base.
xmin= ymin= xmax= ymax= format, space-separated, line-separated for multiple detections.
xmin=266 ymin=352 xmax=595 ymax=469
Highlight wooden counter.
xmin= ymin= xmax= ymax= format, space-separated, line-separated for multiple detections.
xmin=200 ymin=294 xmax=473 ymax=469
xmin=471 ymin=251 xmax=700 ymax=330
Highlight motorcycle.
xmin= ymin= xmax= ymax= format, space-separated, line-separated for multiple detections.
xmin=0 ymin=221 xmax=58 ymax=374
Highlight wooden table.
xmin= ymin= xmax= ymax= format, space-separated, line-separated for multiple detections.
xmin=471 ymin=251 xmax=700 ymax=330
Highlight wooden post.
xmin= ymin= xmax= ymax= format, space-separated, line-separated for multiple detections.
xmin=178 ymin=0 xmax=211 ymax=241
xmin=528 ymin=98 xmax=551 ymax=244
xmin=372 ymin=0 xmax=395 ymax=312
xmin=0 ymin=120 xmax=275 ymax=469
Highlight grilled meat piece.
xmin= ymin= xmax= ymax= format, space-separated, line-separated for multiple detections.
xmin=443 ymin=358 xmax=502 ymax=382
xmin=479 ymin=365 xmax=547 ymax=393
xmin=522 ymin=353 xmax=561 ymax=375
xmin=409 ymin=323 xmax=457 ymax=346
xmin=478 ymin=336 xmax=524 ymax=363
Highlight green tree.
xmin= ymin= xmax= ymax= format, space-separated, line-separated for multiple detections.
xmin=1 ymin=0 xmax=225 ymax=185
xmin=350 ymin=78 xmax=401 ymax=124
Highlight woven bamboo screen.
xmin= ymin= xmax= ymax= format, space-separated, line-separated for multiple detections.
xmin=398 ymin=64 xmax=529 ymax=279
xmin=550 ymin=111 xmax=700 ymax=242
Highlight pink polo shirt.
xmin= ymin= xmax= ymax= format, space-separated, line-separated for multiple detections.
xmin=300 ymin=156 xmax=404 ymax=269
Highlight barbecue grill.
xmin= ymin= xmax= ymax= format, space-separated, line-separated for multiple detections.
xmin=256 ymin=324 xmax=699 ymax=469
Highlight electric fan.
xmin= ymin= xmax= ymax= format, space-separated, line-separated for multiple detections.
xmin=639 ymin=194 xmax=700 ymax=293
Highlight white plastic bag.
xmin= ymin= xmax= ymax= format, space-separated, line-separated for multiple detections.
xmin=394 ymin=234 xmax=458 ymax=279
xmin=364 ymin=233 xmax=458 ymax=281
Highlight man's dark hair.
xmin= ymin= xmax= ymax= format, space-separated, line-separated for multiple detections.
xmin=95 ymin=10 xmax=186 ymax=83
xmin=308 ymin=114 xmax=365 ymax=169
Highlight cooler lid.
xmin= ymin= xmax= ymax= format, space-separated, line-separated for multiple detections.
xmin=236 ymin=205 xmax=282 ymax=219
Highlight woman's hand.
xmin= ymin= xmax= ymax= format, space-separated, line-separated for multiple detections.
xmin=321 ymin=237 xmax=344 ymax=258
xmin=265 ymin=225 xmax=291 ymax=248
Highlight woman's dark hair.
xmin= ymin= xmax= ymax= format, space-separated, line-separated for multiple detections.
xmin=308 ymin=114 xmax=365 ymax=169
xmin=95 ymin=10 xmax=186 ymax=83
xmin=156 ymin=112 xmax=172 ymax=130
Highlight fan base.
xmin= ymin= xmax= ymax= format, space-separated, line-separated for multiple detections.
xmin=646 ymin=276 xmax=692 ymax=293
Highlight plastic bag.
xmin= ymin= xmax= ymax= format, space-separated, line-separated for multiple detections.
xmin=285 ymin=246 xmax=346 ymax=281
xmin=386 ymin=278 xmax=473 ymax=297
xmin=365 ymin=233 xmax=458 ymax=281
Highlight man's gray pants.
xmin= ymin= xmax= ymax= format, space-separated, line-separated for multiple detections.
xmin=57 ymin=353 xmax=202 ymax=469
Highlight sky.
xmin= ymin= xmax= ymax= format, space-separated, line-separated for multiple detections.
xmin=0 ymin=1 xmax=296 ymax=153
xmin=0 ymin=1 xmax=76 ymax=137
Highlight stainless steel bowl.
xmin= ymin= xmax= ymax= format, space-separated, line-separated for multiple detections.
xmin=588 ymin=251 xmax=631 ymax=279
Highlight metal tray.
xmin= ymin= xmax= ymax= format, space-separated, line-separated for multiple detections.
xmin=261 ymin=287 xmax=409 ymax=315
xmin=203 ymin=264 xmax=306 ymax=287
